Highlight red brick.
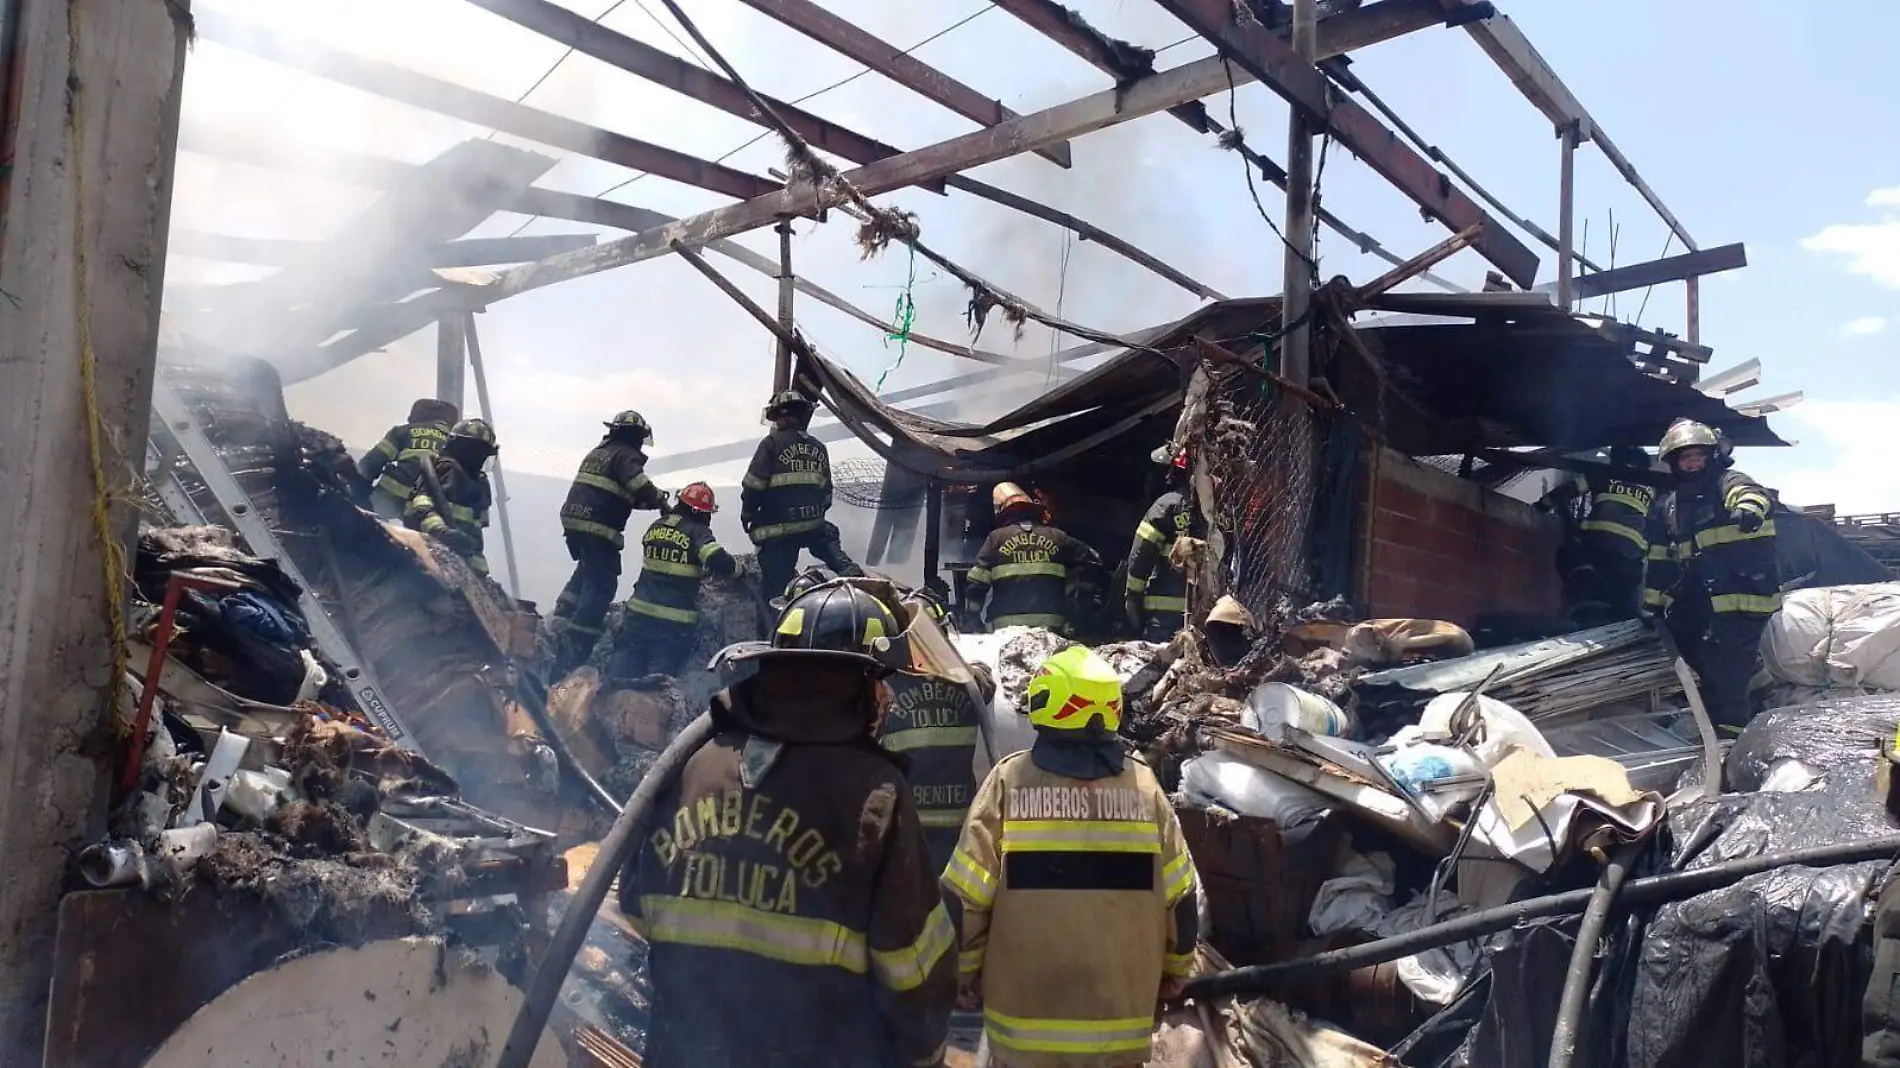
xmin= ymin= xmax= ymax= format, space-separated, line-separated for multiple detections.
xmin=1379 ymin=483 xmax=1431 ymax=522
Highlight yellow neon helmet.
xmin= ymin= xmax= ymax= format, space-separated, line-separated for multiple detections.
xmin=1026 ymin=646 xmax=1124 ymax=734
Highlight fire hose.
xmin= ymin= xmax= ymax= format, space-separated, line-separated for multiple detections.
xmin=1546 ymin=836 xmax=1646 ymax=1068
xmin=496 ymin=711 xmax=715 ymax=1068
xmin=1180 ymin=834 xmax=1900 ymax=1000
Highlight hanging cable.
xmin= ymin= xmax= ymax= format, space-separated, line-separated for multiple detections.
xmin=484 ymin=0 xmax=632 ymax=141
xmin=1220 ymin=62 xmax=1315 ymax=275
xmin=1047 ymin=230 xmax=1073 ymax=389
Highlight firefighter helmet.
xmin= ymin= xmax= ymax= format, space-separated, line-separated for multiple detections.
xmin=450 ymin=418 xmax=498 ymax=451
xmin=736 ymin=580 xmax=906 ymax=675
xmin=906 ymin=586 xmax=949 ymax=627
xmin=678 ymin=481 xmax=717 ymax=514
xmin=764 ymin=390 xmax=816 ymax=421
xmin=409 ymin=398 xmax=460 ymax=424
xmin=769 ymin=566 xmax=837 ymax=613
xmin=1026 ymin=645 xmax=1124 ymax=734
xmin=1658 ymin=419 xmax=1719 ymax=463
xmin=604 ymin=410 xmax=654 ymax=444
xmin=991 ymin=481 xmax=1036 ymax=518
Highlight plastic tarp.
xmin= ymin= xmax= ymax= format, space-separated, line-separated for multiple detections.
xmin=1762 ymin=583 xmax=1900 ymax=693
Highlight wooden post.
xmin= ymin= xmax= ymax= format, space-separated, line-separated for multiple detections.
xmin=1685 ymin=275 xmax=1700 ymax=343
xmin=436 ymin=313 xmax=467 ymax=412
xmin=463 ymin=312 xmax=522 ymax=600
xmin=923 ymin=479 xmax=944 ymax=592
xmin=773 ymin=217 xmax=794 ymax=393
xmin=1557 ymin=120 xmax=1578 ymax=311
xmin=0 ymin=0 xmax=188 ymax=1060
xmin=1279 ymin=0 xmax=1318 ymax=385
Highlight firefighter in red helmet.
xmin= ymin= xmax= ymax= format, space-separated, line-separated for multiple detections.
xmin=608 ymin=481 xmax=736 ymax=680
xmin=1123 ymin=445 xmax=1204 ymax=641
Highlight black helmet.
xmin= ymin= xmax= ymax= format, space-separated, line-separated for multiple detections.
xmin=450 ymin=417 xmax=498 ymax=451
xmin=736 ymin=581 xmax=906 ymax=675
xmin=764 ymin=390 xmax=816 ymax=421
xmin=604 ymin=410 xmax=654 ymax=444
xmin=770 ymin=566 xmax=837 ymax=613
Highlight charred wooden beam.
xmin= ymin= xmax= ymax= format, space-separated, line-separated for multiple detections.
xmin=1565 ymin=243 xmax=1746 ymax=301
xmin=170 ymin=230 xmax=598 ymax=268
xmin=726 ymin=0 xmax=1072 ymax=168
xmin=1152 ymin=0 xmax=1541 ymax=287
xmin=996 ymin=0 xmax=1479 ymax=68
xmin=195 ymin=8 xmax=781 ymax=201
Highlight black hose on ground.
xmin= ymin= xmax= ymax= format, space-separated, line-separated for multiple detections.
xmin=1181 ymin=834 xmax=1900 ymax=1001
xmin=514 ymin=668 xmax=624 ymax=816
xmin=1546 ymin=838 xmax=1645 ymax=1068
xmin=495 ymin=711 xmax=715 ymax=1068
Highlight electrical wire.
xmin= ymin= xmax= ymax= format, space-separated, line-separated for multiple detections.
xmin=1634 ymin=232 xmax=1677 ymax=327
xmin=484 ymin=0 xmax=632 ymax=141
xmin=1222 ymin=61 xmax=1315 ymax=275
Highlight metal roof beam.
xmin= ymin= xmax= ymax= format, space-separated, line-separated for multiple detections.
xmin=170 ymin=231 xmax=598 ymax=268
xmin=727 ymin=0 xmax=1072 ymax=168
xmin=1555 ymin=243 xmax=1746 ymax=301
xmin=195 ymin=7 xmax=781 ymax=201
xmin=1152 ymin=0 xmax=1541 ymax=286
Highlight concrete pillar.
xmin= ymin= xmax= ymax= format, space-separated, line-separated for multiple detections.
xmin=0 ymin=0 xmax=188 ymax=1059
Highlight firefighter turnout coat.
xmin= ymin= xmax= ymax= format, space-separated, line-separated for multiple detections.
xmin=741 ymin=428 xmax=834 ymax=542
xmin=1642 ymin=469 xmax=1780 ymax=621
xmin=359 ymin=419 xmax=451 ymax=503
xmin=878 ymin=666 xmax=995 ymax=870
xmin=1570 ymin=472 xmax=1655 ymax=560
xmin=397 ymin=455 xmax=493 ymax=574
xmin=968 ymin=521 xmax=1098 ymax=631
xmin=627 ymin=513 xmax=737 ymax=628
xmin=945 ymin=751 xmax=1199 ymax=1067
xmin=560 ymin=439 xmax=666 ymax=548
xmin=621 ymin=683 xmax=958 ymax=1068
xmin=1124 ymin=491 xmax=1201 ymax=625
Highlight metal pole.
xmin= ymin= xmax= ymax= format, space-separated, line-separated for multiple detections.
xmin=463 ymin=312 xmax=523 ymax=600
xmin=1557 ymin=121 xmax=1578 ymax=311
xmin=774 ymin=216 xmax=794 ymax=393
xmin=436 ymin=313 xmax=467 ymax=412
xmin=1279 ymin=0 xmax=1318 ymax=385
xmin=923 ymin=480 xmax=944 ymax=591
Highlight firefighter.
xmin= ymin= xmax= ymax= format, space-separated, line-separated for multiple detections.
xmin=358 ymin=397 xmax=459 ymax=519
xmin=619 ymin=581 xmax=957 ymax=1068
xmin=399 ymin=418 xmax=498 ymax=576
xmin=1123 ymin=447 xmax=1202 ymax=641
xmin=1642 ymin=419 xmax=1780 ymax=737
xmin=878 ymin=591 xmax=996 ymax=873
xmin=1546 ymin=446 xmax=1656 ymax=623
xmin=551 ymin=411 xmax=668 ymax=671
xmin=742 ymin=390 xmax=862 ymax=602
xmin=609 ymin=482 xmax=737 ymax=681
xmin=965 ymin=482 xmax=1100 ymax=634
xmin=944 ymin=645 xmax=1199 ymax=1067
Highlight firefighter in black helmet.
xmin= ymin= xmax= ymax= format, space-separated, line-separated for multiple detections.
xmin=1544 ymin=445 xmax=1657 ymax=624
xmin=1642 ymin=419 xmax=1780 ymax=736
xmin=399 ymin=418 xmax=499 ymax=575
xmin=618 ymin=580 xmax=956 ymax=1068
xmin=359 ymin=397 xmax=460 ymax=519
xmin=609 ymin=482 xmax=737 ymax=681
xmin=742 ymin=390 xmax=862 ymax=604
xmin=551 ymin=410 xmax=669 ymax=671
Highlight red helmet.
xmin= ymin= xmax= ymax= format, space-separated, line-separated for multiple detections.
xmin=678 ymin=481 xmax=717 ymax=514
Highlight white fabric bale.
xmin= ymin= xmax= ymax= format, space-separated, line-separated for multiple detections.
xmin=1761 ymin=583 xmax=1900 ymax=692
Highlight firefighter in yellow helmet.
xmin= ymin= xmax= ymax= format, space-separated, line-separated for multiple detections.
xmin=944 ymin=645 xmax=1198 ymax=1067
xmin=964 ymin=482 xmax=1101 ymax=634
xmin=1642 ymin=419 xmax=1780 ymax=736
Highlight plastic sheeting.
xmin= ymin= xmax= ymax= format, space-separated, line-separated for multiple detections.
xmin=1762 ymin=583 xmax=1900 ymax=693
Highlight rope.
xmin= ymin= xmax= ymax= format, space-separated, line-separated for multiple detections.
xmin=873 ymin=245 xmax=918 ymax=390
xmin=64 ymin=0 xmax=132 ymax=726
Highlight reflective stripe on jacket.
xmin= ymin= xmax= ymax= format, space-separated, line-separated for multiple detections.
xmin=1577 ymin=475 xmax=1655 ymax=559
xmin=561 ymin=439 xmax=665 ymax=548
xmin=628 ymin=513 xmax=736 ymax=626
xmin=741 ymin=429 xmax=833 ymax=542
xmin=361 ymin=421 xmax=451 ymax=499
xmin=878 ymin=672 xmax=990 ymax=868
xmin=621 ymin=713 xmax=957 ymax=1068
xmin=1123 ymin=490 xmax=1199 ymax=617
xmin=397 ymin=454 xmax=493 ymax=574
xmin=945 ymin=751 xmax=1198 ymax=1067
xmin=1642 ymin=468 xmax=1780 ymax=619
xmin=968 ymin=521 xmax=1097 ymax=632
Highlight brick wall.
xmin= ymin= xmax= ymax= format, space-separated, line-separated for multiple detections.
xmin=1362 ymin=449 xmax=1563 ymax=625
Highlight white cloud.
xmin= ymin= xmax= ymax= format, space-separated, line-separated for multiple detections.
xmin=1746 ymin=399 xmax=1900 ymax=514
xmin=1804 ymin=189 xmax=1900 ymax=288
xmin=1843 ymin=316 xmax=1887 ymax=337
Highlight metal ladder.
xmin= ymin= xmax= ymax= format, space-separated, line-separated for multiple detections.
xmin=147 ymin=378 xmax=415 ymax=747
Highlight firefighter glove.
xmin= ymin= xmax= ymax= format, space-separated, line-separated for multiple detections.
xmin=437 ymin=529 xmax=476 ymax=555
xmin=1733 ymin=508 xmax=1764 ymax=534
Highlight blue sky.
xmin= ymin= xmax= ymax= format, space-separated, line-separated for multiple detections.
xmin=161 ymin=0 xmax=1900 ymax=596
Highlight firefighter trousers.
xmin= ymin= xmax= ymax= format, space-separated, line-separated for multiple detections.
xmin=755 ymin=521 xmax=861 ymax=603
xmin=608 ymin=615 xmax=697 ymax=681
xmin=553 ymin=532 xmax=622 ymax=665
xmin=1670 ymin=610 xmax=1766 ymax=737
xmin=1561 ymin=545 xmax=1644 ymax=623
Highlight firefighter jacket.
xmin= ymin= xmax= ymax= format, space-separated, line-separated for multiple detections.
xmin=627 ymin=512 xmax=737 ymax=628
xmin=560 ymin=439 xmax=666 ymax=548
xmin=968 ymin=521 xmax=1098 ymax=631
xmin=944 ymin=751 xmax=1198 ymax=1067
xmin=1642 ymin=469 xmax=1780 ymax=620
xmin=878 ymin=666 xmax=996 ymax=866
xmin=1123 ymin=491 xmax=1201 ymax=618
xmin=399 ymin=455 xmax=493 ymax=574
xmin=1566 ymin=472 xmax=1655 ymax=561
xmin=359 ymin=420 xmax=451 ymax=501
xmin=741 ymin=428 xmax=833 ymax=542
xmin=621 ymin=674 xmax=958 ymax=1068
